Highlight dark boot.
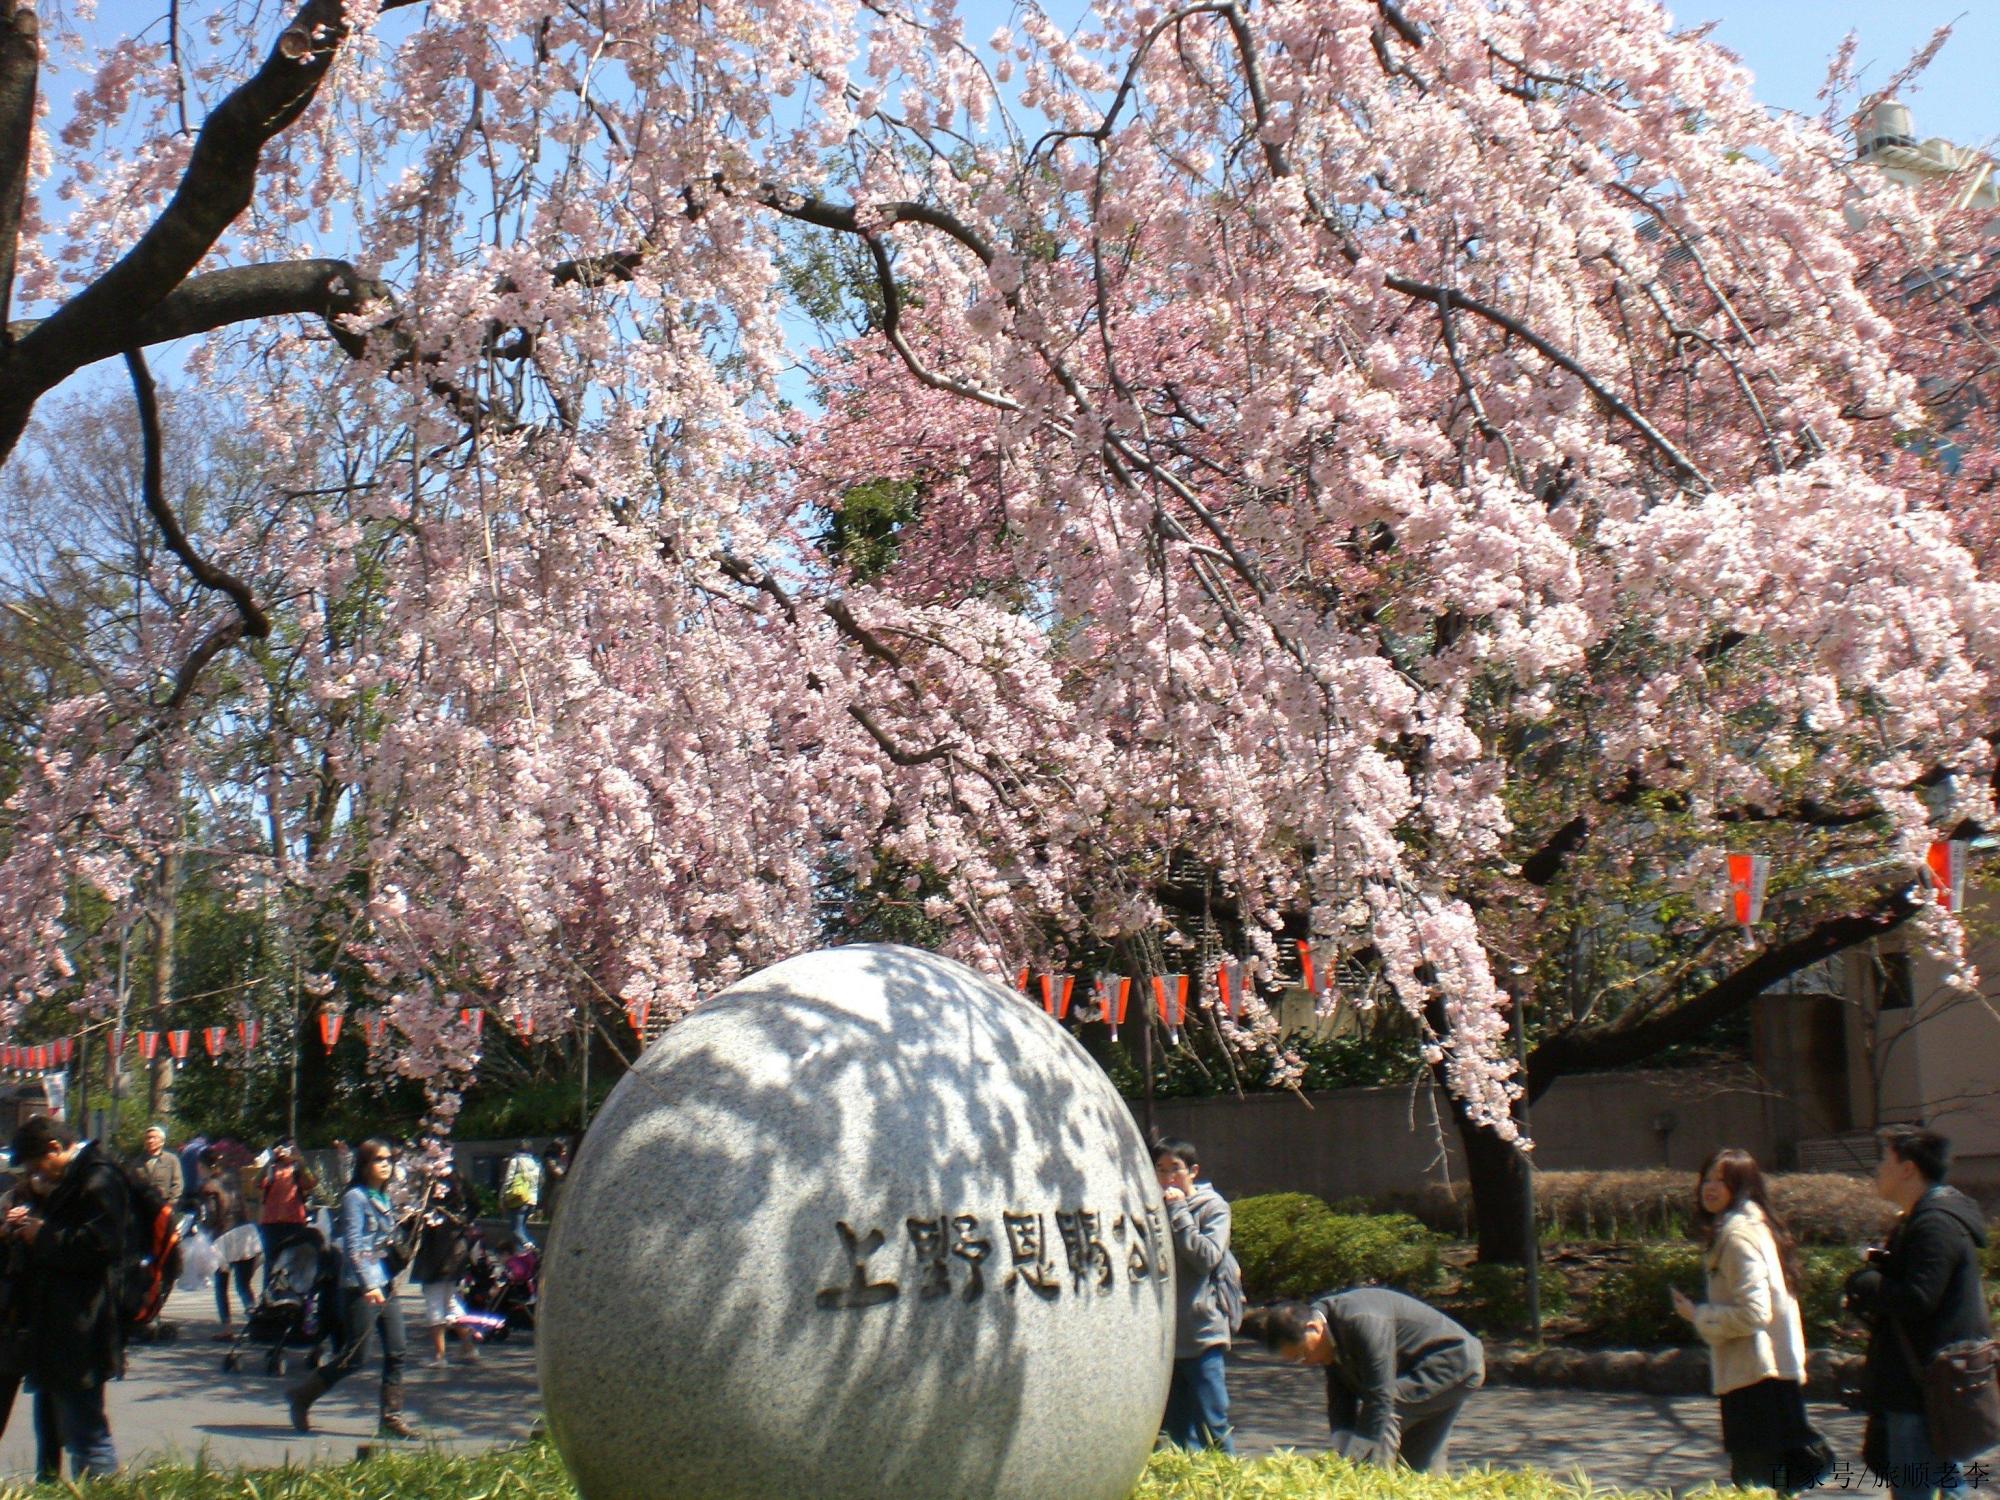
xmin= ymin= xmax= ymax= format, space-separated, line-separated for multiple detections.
xmin=377 ymin=1385 xmax=420 ymax=1440
xmin=286 ymin=1371 xmax=330 ymax=1433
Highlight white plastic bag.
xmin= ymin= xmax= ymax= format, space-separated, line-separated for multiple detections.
xmin=179 ymin=1231 xmax=222 ymax=1289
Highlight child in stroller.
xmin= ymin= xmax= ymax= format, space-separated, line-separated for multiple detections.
xmin=221 ymin=1229 xmax=339 ymax=1375
xmin=457 ymin=1227 xmax=538 ymax=1340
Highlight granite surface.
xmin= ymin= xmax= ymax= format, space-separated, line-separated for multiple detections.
xmin=538 ymin=944 xmax=1176 ymax=1500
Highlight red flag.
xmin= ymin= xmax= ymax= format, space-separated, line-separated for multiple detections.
xmin=238 ymin=1019 xmax=261 ymax=1051
xmin=54 ymin=1037 xmax=72 ymax=1065
xmin=204 ymin=1026 xmax=228 ymax=1058
xmin=625 ymin=998 xmax=651 ymax=1035
xmin=318 ymin=1012 xmax=343 ymax=1049
xmin=460 ymin=1007 xmax=484 ymax=1037
xmin=1927 ymin=840 xmax=1969 ymax=913
xmin=1726 ymin=853 xmax=1770 ymax=928
xmin=167 ymin=1030 xmax=190 ymax=1061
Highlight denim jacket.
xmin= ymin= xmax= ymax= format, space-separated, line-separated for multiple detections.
xmin=337 ymin=1184 xmax=398 ymax=1293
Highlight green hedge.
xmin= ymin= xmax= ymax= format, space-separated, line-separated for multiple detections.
xmin=1584 ymin=1243 xmax=1864 ymax=1348
xmin=1232 ymin=1193 xmax=1444 ymax=1300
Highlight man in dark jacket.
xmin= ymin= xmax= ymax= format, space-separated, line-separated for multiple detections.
xmin=5 ymin=1114 xmax=128 ymax=1480
xmin=1240 ymin=1288 xmax=1484 ymax=1471
xmin=1845 ymin=1124 xmax=1993 ymax=1500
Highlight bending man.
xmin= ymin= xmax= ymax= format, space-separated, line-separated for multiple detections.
xmin=1239 ymin=1290 xmax=1484 ymax=1471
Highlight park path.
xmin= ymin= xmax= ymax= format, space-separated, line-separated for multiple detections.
xmin=0 ymin=1293 xmax=1871 ymax=1495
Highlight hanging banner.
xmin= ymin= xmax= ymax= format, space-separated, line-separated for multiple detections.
xmin=238 ymin=1018 xmax=261 ymax=1051
xmin=461 ymin=1007 xmax=484 ymax=1038
xmin=1295 ymin=941 xmax=1338 ymax=995
xmin=1152 ymin=974 xmax=1190 ymax=1043
xmin=167 ymin=1030 xmax=190 ymax=1062
xmin=204 ymin=1026 xmax=229 ymax=1058
xmin=138 ymin=1031 xmax=161 ymax=1061
xmin=1727 ymin=853 xmax=1771 ymax=929
xmin=1216 ymin=960 xmax=1250 ymax=1019
xmin=1094 ymin=974 xmax=1132 ymax=1040
xmin=1038 ymin=974 xmax=1075 ymax=1020
xmin=1927 ymin=839 xmax=1970 ymax=913
xmin=318 ymin=1012 xmax=343 ymax=1049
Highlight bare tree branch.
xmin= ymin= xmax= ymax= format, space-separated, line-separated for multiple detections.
xmin=125 ymin=349 xmax=270 ymax=643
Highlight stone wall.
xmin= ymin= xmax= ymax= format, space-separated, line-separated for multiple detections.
xmin=1134 ymin=1066 xmax=1787 ymax=1203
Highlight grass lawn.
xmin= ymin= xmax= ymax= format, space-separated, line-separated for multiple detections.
xmin=0 ymin=1441 xmax=1703 ymax=1500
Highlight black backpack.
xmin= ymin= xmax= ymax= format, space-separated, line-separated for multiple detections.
xmin=117 ymin=1165 xmax=183 ymax=1333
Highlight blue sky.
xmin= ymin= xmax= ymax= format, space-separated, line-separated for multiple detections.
xmin=1688 ymin=0 xmax=1999 ymax=147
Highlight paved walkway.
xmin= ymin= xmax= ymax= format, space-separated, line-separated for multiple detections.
xmin=0 ymin=1298 xmax=1871 ymax=1494
xmin=1228 ymin=1349 xmax=1869 ymax=1493
xmin=0 ymin=1286 xmax=540 ymax=1479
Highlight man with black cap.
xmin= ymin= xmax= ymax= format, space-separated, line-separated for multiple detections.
xmin=3 ymin=1113 xmax=128 ymax=1480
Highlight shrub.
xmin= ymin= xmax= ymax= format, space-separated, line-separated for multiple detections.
xmin=1798 ymin=1248 xmax=1864 ymax=1348
xmin=1231 ymin=1193 xmax=1443 ymax=1300
xmin=1460 ymin=1261 xmax=1571 ymax=1336
xmin=1584 ymin=1244 xmax=1704 ymax=1346
xmin=1380 ymin=1170 xmax=1895 ymax=1246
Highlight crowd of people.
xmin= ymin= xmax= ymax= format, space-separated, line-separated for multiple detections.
xmin=0 ymin=1119 xmax=574 ymax=1482
xmin=0 ymin=1109 xmax=1990 ymax=1490
xmin=1160 ymin=1125 xmax=1995 ymax=1499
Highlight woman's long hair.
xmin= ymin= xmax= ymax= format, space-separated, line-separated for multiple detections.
xmin=350 ymin=1137 xmax=397 ymax=1190
xmin=1694 ymin=1147 xmax=1800 ymax=1294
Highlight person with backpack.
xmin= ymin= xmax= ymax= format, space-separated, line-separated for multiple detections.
xmin=257 ymin=1139 xmax=317 ymax=1292
xmin=1154 ymin=1137 xmax=1239 ymax=1452
xmin=3 ymin=1114 xmax=129 ymax=1481
xmin=1844 ymin=1124 xmax=1995 ymax=1500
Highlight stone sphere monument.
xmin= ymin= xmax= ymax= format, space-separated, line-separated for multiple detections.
xmin=538 ymin=944 xmax=1176 ymax=1500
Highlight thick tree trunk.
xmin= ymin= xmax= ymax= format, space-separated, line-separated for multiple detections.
xmin=1446 ymin=1086 xmax=1535 ymax=1264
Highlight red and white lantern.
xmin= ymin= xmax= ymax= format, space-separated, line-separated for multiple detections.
xmin=1927 ymin=840 xmax=1970 ymax=913
xmin=1727 ymin=853 xmax=1771 ymax=930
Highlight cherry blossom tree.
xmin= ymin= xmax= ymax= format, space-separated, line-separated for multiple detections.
xmin=0 ymin=0 xmax=1993 ymax=1207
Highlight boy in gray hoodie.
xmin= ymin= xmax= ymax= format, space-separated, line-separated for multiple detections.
xmin=1155 ymin=1138 xmax=1239 ymax=1451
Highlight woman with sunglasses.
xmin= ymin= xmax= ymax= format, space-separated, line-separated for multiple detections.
xmin=283 ymin=1138 xmax=420 ymax=1438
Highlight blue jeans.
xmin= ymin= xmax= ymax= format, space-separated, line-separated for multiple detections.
xmin=1885 ymin=1410 xmax=1965 ymax=1500
xmin=1162 ymin=1346 xmax=1232 ymax=1452
xmin=509 ymin=1205 xmax=535 ymax=1249
xmin=35 ymin=1383 xmax=116 ymax=1480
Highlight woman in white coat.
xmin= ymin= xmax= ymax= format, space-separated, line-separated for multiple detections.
xmin=1672 ymin=1148 xmax=1827 ymax=1493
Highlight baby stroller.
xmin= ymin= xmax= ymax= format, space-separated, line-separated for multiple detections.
xmin=459 ymin=1230 xmax=538 ymax=1340
xmin=221 ymin=1231 xmax=338 ymax=1375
